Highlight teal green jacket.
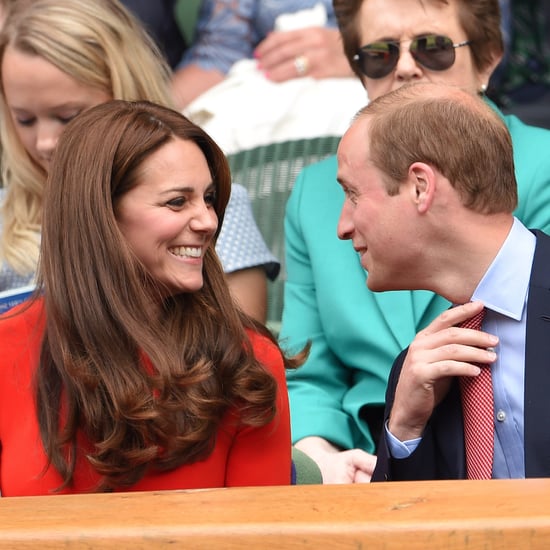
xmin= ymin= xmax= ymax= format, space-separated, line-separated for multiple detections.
xmin=280 ymin=112 xmax=550 ymax=453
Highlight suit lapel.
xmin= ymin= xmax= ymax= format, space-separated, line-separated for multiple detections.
xmin=524 ymin=231 xmax=550 ymax=477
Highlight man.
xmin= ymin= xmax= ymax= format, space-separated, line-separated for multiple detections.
xmin=336 ymin=82 xmax=550 ymax=481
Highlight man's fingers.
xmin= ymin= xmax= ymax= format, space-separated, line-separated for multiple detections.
xmin=421 ymin=301 xmax=486 ymax=335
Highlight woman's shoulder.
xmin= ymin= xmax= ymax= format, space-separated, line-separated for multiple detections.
xmin=503 ymin=112 xmax=550 ymax=154
xmin=244 ymin=328 xmax=285 ymax=377
xmin=299 ymin=153 xmax=338 ymax=178
xmin=0 ymin=264 xmax=35 ymax=295
xmin=245 ymin=327 xmax=279 ymax=356
xmin=291 ymin=154 xmax=339 ymax=199
xmin=0 ymin=298 xmax=45 ymax=345
xmin=0 ymin=299 xmax=45 ymax=399
xmin=215 ymin=184 xmax=280 ymax=278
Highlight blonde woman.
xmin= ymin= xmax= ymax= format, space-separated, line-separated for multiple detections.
xmin=0 ymin=0 xmax=278 ymax=322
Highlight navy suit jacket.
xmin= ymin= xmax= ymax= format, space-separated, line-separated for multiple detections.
xmin=373 ymin=230 xmax=550 ymax=481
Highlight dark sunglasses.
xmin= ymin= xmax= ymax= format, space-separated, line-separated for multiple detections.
xmin=353 ymin=34 xmax=471 ymax=79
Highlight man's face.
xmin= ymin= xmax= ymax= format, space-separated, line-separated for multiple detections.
xmin=336 ymin=116 xmax=420 ymax=292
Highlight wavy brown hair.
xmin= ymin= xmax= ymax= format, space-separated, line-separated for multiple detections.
xmin=36 ymin=100 xmax=301 ymax=492
xmin=333 ymin=0 xmax=504 ymax=81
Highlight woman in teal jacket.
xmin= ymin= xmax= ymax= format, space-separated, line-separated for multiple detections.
xmin=280 ymin=0 xmax=550 ymax=483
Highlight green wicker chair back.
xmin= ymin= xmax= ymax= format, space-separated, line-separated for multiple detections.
xmin=227 ymin=136 xmax=341 ymax=333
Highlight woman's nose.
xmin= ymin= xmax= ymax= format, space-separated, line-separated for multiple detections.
xmin=36 ymin=121 xmax=60 ymax=157
xmin=190 ymin=201 xmax=218 ymax=234
xmin=394 ymin=44 xmax=423 ymax=81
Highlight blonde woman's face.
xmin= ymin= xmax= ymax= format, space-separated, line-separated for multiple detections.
xmin=2 ymin=45 xmax=111 ymax=172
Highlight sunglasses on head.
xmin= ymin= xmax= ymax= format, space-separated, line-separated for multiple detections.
xmin=353 ymin=34 xmax=471 ymax=79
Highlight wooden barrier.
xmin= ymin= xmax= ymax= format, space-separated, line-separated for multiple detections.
xmin=1 ymin=479 xmax=550 ymax=548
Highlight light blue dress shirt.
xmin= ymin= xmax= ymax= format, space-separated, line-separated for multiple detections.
xmin=387 ymin=218 xmax=535 ymax=478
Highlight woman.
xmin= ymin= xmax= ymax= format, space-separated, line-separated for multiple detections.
xmin=0 ymin=100 xmax=297 ymax=496
xmin=0 ymin=0 xmax=278 ymax=323
xmin=281 ymin=0 xmax=550 ymax=482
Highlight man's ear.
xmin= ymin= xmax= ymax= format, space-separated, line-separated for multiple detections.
xmin=408 ymin=162 xmax=435 ymax=213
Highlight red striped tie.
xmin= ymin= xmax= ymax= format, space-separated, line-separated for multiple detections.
xmin=458 ymin=308 xmax=494 ymax=479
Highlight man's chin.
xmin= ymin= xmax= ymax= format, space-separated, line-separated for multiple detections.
xmin=365 ymin=270 xmax=393 ymax=293
xmin=366 ymin=280 xmax=385 ymax=293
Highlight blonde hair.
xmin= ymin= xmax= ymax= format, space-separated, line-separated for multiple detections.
xmin=0 ymin=0 xmax=174 ymax=275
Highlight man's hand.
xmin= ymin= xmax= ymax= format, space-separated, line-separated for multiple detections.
xmin=388 ymin=301 xmax=498 ymax=442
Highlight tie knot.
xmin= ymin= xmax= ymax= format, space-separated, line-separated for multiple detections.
xmin=458 ymin=307 xmax=486 ymax=331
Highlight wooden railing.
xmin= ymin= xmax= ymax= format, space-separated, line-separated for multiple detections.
xmin=1 ymin=479 xmax=550 ymax=548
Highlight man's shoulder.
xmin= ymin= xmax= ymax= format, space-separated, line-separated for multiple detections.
xmin=532 ymin=229 xmax=550 ymax=249
xmin=529 ymin=230 xmax=550 ymax=285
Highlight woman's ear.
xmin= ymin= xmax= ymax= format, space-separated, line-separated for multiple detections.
xmin=480 ymin=51 xmax=504 ymax=92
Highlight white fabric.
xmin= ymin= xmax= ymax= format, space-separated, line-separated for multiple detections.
xmin=183 ymin=4 xmax=367 ymax=155
xmin=273 ymin=2 xmax=327 ymax=30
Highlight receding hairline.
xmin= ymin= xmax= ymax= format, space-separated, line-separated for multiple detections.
xmin=354 ymin=83 xmax=496 ymax=126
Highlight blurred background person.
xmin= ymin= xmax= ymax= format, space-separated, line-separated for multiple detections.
xmin=171 ymin=0 xmax=355 ymax=110
xmin=488 ymin=0 xmax=550 ymax=129
xmin=0 ymin=0 xmax=278 ymax=323
xmin=121 ymin=0 xmax=188 ymax=69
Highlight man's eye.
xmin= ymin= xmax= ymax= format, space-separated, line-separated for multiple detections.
xmin=343 ymin=187 xmax=357 ymax=203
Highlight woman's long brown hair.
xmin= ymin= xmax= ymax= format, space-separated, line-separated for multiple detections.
xmin=36 ymin=100 xmax=304 ymax=491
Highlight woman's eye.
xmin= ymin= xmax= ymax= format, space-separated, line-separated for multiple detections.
xmin=204 ymin=192 xmax=217 ymax=206
xmin=16 ymin=117 xmax=35 ymax=127
xmin=59 ymin=114 xmax=78 ymax=125
xmin=166 ymin=197 xmax=186 ymax=208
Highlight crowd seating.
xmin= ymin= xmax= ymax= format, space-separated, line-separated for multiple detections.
xmin=227 ymin=136 xmax=341 ymax=333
